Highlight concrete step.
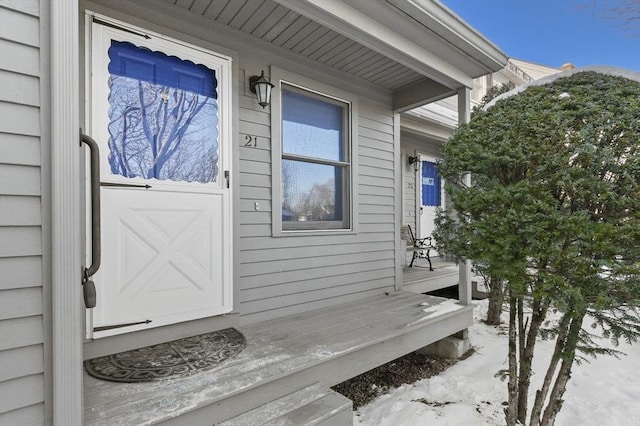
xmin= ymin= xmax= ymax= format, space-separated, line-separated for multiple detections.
xmin=218 ymin=382 xmax=352 ymax=426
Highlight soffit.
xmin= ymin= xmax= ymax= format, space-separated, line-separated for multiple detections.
xmin=168 ymin=0 xmax=433 ymax=91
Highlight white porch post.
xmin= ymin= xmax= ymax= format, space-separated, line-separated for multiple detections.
xmin=394 ymin=112 xmax=403 ymax=291
xmin=457 ymin=87 xmax=472 ymax=306
xmin=51 ymin=0 xmax=83 ymax=423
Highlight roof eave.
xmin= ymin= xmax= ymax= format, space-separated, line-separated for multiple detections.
xmin=274 ymin=0 xmax=507 ymax=89
xmin=384 ymin=0 xmax=508 ymax=77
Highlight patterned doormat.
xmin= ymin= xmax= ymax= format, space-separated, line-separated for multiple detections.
xmin=84 ymin=328 xmax=245 ymax=383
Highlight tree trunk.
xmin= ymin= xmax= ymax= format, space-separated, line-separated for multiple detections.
xmin=516 ymin=298 xmax=527 ymax=423
xmin=485 ymin=275 xmax=504 ymax=325
xmin=517 ymin=298 xmax=549 ymax=425
xmin=540 ymin=312 xmax=585 ymax=426
xmin=530 ymin=312 xmax=572 ymax=426
xmin=505 ymin=294 xmax=519 ymax=426
xmin=540 ymin=358 xmax=572 ymax=426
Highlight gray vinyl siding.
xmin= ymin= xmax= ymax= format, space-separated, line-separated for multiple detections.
xmin=238 ymin=73 xmax=397 ymax=324
xmin=0 ymin=0 xmax=46 ymax=424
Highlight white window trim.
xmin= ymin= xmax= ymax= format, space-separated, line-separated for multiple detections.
xmin=270 ymin=66 xmax=359 ymax=236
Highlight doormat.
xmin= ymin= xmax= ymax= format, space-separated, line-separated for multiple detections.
xmin=84 ymin=328 xmax=245 ymax=383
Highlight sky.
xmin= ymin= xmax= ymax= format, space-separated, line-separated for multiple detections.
xmin=442 ymin=0 xmax=640 ymax=72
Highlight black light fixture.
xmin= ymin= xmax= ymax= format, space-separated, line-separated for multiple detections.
xmin=408 ymin=155 xmax=420 ymax=172
xmin=249 ymin=70 xmax=274 ymax=108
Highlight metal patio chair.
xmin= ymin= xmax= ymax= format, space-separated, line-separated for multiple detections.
xmin=402 ymin=224 xmax=434 ymax=271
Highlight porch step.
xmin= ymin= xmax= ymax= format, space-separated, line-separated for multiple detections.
xmin=218 ymin=382 xmax=352 ymax=426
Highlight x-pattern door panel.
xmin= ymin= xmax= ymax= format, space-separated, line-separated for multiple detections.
xmin=96 ymin=190 xmax=227 ymax=331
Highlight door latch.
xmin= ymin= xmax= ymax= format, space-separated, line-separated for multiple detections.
xmin=224 ymin=170 xmax=230 ymax=188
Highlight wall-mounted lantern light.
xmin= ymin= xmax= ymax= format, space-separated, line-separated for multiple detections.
xmin=249 ymin=70 xmax=274 ymax=108
xmin=408 ymin=155 xmax=420 ymax=172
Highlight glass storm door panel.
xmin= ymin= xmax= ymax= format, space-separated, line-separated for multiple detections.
xmin=88 ymin=17 xmax=232 ymax=338
xmin=419 ymin=159 xmax=443 ymax=255
xmin=106 ymin=40 xmax=220 ymax=184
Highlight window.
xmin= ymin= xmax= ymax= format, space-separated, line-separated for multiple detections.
xmin=279 ymin=84 xmax=352 ymax=231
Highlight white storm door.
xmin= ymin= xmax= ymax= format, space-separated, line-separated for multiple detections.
xmin=419 ymin=157 xmax=444 ymax=256
xmin=88 ymin=16 xmax=232 ymax=337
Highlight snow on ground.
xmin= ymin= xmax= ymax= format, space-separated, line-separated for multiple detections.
xmin=354 ymin=300 xmax=640 ymax=426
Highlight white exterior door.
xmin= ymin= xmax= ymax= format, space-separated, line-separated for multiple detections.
xmin=87 ymin=16 xmax=232 ymax=337
xmin=419 ymin=156 xmax=444 ymax=256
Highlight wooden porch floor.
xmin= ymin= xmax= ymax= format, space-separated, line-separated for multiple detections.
xmin=403 ymin=258 xmax=460 ymax=294
xmin=84 ymin=291 xmax=472 ymax=425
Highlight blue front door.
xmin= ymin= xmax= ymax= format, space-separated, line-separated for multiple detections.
xmin=421 ymin=160 xmax=441 ymax=208
xmin=419 ymin=159 xmax=442 ymax=253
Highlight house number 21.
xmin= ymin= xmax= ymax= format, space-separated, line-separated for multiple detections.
xmin=243 ymin=134 xmax=258 ymax=147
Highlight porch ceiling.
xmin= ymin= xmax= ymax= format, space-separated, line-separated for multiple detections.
xmin=161 ymin=0 xmax=507 ymax=111
xmin=168 ymin=0 xmax=428 ymax=91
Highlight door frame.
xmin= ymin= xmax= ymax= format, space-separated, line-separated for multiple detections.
xmin=50 ymin=1 xmax=83 ymax=423
xmin=78 ymin=6 xmax=240 ymax=360
xmin=415 ymin=153 xmax=445 ymax=239
xmin=84 ymin=12 xmax=234 ymax=339
xmin=51 ymin=2 xmax=243 ymax=420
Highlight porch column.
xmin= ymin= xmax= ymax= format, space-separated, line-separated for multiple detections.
xmin=457 ymin=87 xmax=472 ymax=306
xmin=393 ymin=112 xmax=404 ymax=291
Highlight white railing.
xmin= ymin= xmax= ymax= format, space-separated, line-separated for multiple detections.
xmin=506 ymin=60 xmax=533 ymax=82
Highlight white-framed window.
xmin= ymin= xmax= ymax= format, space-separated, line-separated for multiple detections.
xmin=271 ymin=68 xmax=358 ymax=234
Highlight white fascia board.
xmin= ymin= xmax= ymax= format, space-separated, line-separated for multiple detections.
xmin=386 ymin=0 xmax=508 ymax=75
xmin=273 ymin=0 xmax=472 ymax=88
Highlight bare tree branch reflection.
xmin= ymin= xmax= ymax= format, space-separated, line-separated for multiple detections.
xmin=107 ymin=76 xmax=218 ymax=183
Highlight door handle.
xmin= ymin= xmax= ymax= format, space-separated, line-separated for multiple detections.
xmin=81 ymin=132 xmax=101 ymax=308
